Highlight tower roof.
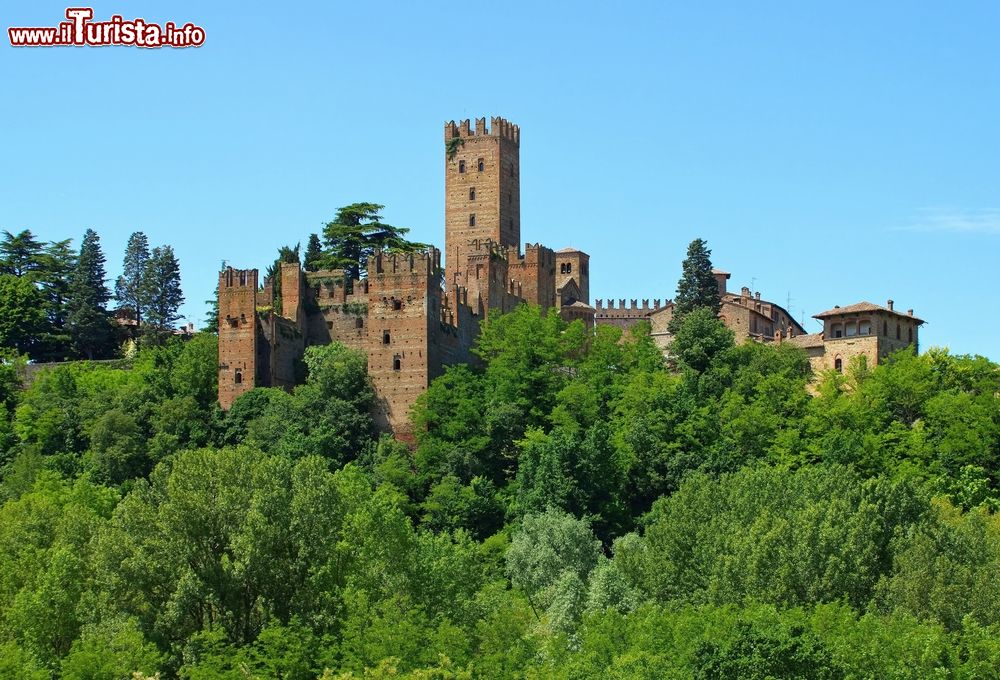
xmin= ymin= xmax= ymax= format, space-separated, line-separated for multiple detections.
xmin=814 ymin=301 xmax=924 ymax=324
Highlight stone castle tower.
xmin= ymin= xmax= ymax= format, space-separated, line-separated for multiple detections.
xmin=444 ymin=117 xmax=521 ymax=288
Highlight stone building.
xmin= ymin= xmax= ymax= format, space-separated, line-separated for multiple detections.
xmin=594 ymin=267 xmax=805 ymax=352
xmin=786 ymin=300 xmax=923 ymax=373
xmin=218 ymin=116 xmax=592 ymax=437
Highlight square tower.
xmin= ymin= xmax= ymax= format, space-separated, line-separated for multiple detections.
xmin=444 ymin=116 xmax=520 ymax=287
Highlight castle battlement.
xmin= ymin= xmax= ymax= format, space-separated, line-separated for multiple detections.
xmin=445 ymin=116 xmax=520 ymax=144
xmin=369 ymin=248 xmax=441 ymax=276
xmin=220 ymin=267 xmax=258 ymax=290
xmin=595 ymin=298 xmax=666 ymax=314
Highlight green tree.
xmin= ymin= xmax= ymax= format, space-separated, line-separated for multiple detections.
xmin=670 ymin=238 xmax=721 ymax=332
xmin=304 ymin=233 xmax=322 ymax=272
xmin=114 ymin=231 xmax=150 ymax=328
xmin=0 ymin=275 xmax=48 ymax=357
xmin=0 ymin=230 xmax=45 ymax=277
xmin=66 ymin=229 xmax=115 ymax=359
xmin=670 ymin=306 xmax=734 ymax=372
xmin=141 ymin=245 xmax=184 ymax=337
xmin=35 ymin=238 xmax=78 ymax=360
xmin=319 ymin=203 xmax=424 ymax=281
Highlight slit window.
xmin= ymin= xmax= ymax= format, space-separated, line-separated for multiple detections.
xmin=908 ymin=327 xmax=913 ymax=343
xmin=469 ymin=214 xmax=476 ymax=227
xmin=896 ymin=324 xmax=901 ymax=340
xmin=383 ymin=331 xmax=390 ymax=344
xmin=469 ymin=187 xmax=476 ymax=200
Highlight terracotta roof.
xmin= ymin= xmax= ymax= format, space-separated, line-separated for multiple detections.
xmin=557 ymin=247 xmax=582 ymax=253
xmin=786 ymin=332 xmax=824 ymax=349
xmin=814 ymin=301 xmax=924 ymax=324
xmin=564 ymin=301 xmax=595 ymax=310
xmin=711 ymin=268 xmax=730 ymax=275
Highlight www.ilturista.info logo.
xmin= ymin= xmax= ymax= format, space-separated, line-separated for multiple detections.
xmin=8 ymin=8 xmax=205 ymax=48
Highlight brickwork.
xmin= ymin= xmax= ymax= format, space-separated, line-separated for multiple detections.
xmin=444 ymin=117 xmax=520 ymax=287
xmin=508 ymin=244 xmax=556 ymax=310
xmin=218 ymin=268 xmax=259 ymax=409
xmin=555 ymin=250 xmax=590 ymax=305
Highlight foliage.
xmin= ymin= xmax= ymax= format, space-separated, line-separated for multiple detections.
xmin=318 ymin=203 xmax=426 ymax=281
xmin=670 ymin=237 xmax=721 ymax=332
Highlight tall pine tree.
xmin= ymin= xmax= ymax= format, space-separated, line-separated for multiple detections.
xmin=142 ymin=245 xmax=184 ymax=339
xmin=0 ymin=230 xmax=45 ymax=277
xmin=304 ymin=233 xmax=322 ymax=272
xmin=66 ymin=229 xmax=115 ymax=359
xmin=669 ymin=238 xmax=721 ymax=333
xmin=115 ymin=231 xmax=150 ymax=329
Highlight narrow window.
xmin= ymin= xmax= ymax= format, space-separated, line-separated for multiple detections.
xmin=896 ymin=324 xmax=901 ymax=340
xmin=908 ymin=327 xmax=913 ymax=343
xmin=393 ymin=356 xmax=401 ymax=371
xmin=355 ymin=317 xmax=364 ymax=328
xmin=834 ymin=358 xmax=843 ymax=373
xmin=383 ymin=331 xmax=390 ymax=344
xmin=566 ymin=263 xmax=572 ymax=274
xmin=234 ymin=369 xmax=243 ymax=384
xmin=477 ymin=158 xmax=484 ymax=172
xmin=392 ymin=299 xmax=402 ymax=311
xmin=469 ymin=214 xmax=476 ymax=227
xmin=469 ymin=187 xmax=476 ymax=200
xmin=883 ymin=321 xmax=888 ymax=336
xmin=458 ymin=160 xmax=466 ymax=173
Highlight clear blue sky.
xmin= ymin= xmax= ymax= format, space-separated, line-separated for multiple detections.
xmin=2 ymin=1 xmax=998 ymax=358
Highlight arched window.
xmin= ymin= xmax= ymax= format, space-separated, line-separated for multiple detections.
xmin=834 ymin=358 xmax=843 ymax=373
xmin=477 ymin=158 xmax=484 ymax=172
xmin=469 ymin=214 xmax=476 ymax=227
xmin=383 ymin=330 xmax=390 ymax=344
xmin=458 ymin=160 xmax=466 ymax=173
xmin=234 ymin=369 xmax=243 ymax=384
xmin=469 ymin=187 xmax=475 ymax=200
xmin=565 ymin=262 xmax=572 ymax=274
xmin=393 ymin=355 xmax=401 ymax=371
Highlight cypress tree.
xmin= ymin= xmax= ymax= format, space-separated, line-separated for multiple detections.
xmin=66 ymin=229 xmax=115 ymax=359
xmin=142 ymin=245 xmax=184 ymax=337
xmin=670 ymin=238 xmax=721 ymax=332
xmin=304 ymin=233 xmax=322 ymax=272
xmin=115 ymin=231 xmax=150 ymax=328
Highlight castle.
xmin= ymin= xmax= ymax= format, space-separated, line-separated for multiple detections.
xmin=217 ymin=116 xmax=923 ymax=436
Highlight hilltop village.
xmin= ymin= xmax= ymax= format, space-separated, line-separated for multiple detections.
xmin=217 ymin=116 xmax=923 ymax=436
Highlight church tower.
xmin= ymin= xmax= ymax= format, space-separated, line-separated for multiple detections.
xmin=443 ymin=116 xmax=520 ymax=287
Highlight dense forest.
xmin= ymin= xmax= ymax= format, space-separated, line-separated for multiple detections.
xmin=1 ymin=235 xmax=1000 ymax=678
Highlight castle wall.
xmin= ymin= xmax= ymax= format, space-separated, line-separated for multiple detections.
xmin=260 ymin=312 xmax=303 ymax=391
xmin=594 ymin=298 xmax=666 ymax=330
xmin=218 ymin=268 xmax=259 ymax=409
xmin=366 ymin=250 xmax=441 ymax=437
xmin=444 ymin=117 xmax=520 ymax=287
xmin=508 ymin=244 xmax=556 ymax=311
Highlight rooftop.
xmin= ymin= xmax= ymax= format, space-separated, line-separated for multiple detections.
xmin=814 ymin=301 xmax=924 ymax=324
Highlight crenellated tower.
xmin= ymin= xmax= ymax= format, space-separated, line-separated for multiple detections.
xmin=444 ymin=116 xmax=521 ymax=287
xmin=218 ymin=267 xmax=259 ymax=409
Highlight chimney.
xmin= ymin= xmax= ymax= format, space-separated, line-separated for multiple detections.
xmin=741 ymin=286 xmax=750 ymax=297
xmin=907 ymin=309 xmax=913 ymax=316
xmin=887 ymin=299 xmax=894 ymax=311
xmin=755 ymin=292 xmax=761 ymax=301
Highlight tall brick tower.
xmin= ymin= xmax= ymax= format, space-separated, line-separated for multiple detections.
xmin=218 ymin=267 xmax=259 ymax=409
xmin=444 ymin=116 xmax=520 ymax=287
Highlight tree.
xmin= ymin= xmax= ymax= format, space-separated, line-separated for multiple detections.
xmin=0 ymin=274 xmax=48 ymax=356
xmin=670 ymin=238 xmax=721 ymax=332
xmin=66 ymin=229 xmax=115 ymax=359
xmin=114 ymin=231 xmax=150 ymax=328
xmin=265 ymin=244 xmax=300 ymax=314
xmin=304 ymin=233 xmax=322 ymax=272
xmin=141 ymin=245 xmax=184 ymax=336
xmin=0 ymin=229 xmax=45 ymax=277
xmin=319 ymin=203 xmax=424 ymax=281
xmin=36 ymin=238 xmax=77 ymax=360
xmin=669 ymin=307 xmax=734 ymax=373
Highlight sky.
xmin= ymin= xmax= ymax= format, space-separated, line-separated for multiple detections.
xmin=1 ymin=1 xmax=998 ymax=358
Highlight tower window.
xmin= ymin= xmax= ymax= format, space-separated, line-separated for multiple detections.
xmin=234 ymin=369 xmax=243 ymax=384
xmin=469 ymin=214 xmax=476 ymax=227
xmin=383 ymin=330 xmax=390 ymax=344
xmin=392 ymin=299 xmax=402 ymax=311
xmin=355 ymin=317 xmax=364 ymax=328
xmin=458 ymin=160 xmax=466 ymax=173
xmin=393 ymin=355 xmax=401 ymax=371
xmin=469 ymin=187 xmax=476 ymax=200
xmin=477 ymin=158 xmax=484 ymax=172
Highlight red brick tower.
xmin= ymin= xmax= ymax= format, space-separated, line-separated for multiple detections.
xmin=444 ymin=116 xmax=520 ymax=288
xmin=218 ymin=267 xmax=258 ymax=409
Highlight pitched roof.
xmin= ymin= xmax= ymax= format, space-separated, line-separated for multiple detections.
xmin=557 ymin=247 xmax=582 ymax=253
xmin=786 ymin=332 xmax=824 ymax=349
xmin=813 ymin=301 xmax=924 ymax=324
